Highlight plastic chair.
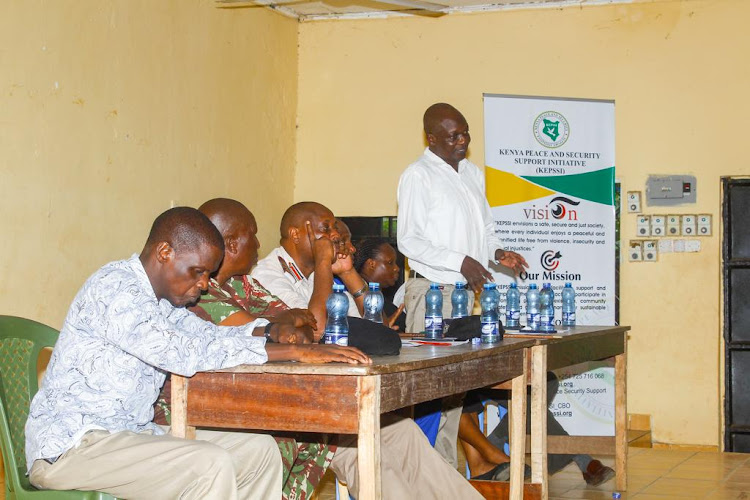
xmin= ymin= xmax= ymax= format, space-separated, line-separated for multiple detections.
xmin=0 ymin=315 xmax=115 ymax=499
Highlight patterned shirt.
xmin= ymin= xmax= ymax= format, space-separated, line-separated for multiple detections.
xmin=192 ymin=275 xmax=289 ymax=324
xmin=25 ymin=255 xmax=268 ymax=471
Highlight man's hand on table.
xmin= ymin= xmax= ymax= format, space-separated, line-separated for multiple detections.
xmin=293 ymin=344 xmax=372 ymax=365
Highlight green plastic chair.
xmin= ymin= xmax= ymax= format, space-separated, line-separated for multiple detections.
xmin=0 ymin=315 xmax=115 ymax=499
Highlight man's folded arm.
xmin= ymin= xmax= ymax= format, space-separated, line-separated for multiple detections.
xmin=102 ymin=292 xmax=268 ymax=377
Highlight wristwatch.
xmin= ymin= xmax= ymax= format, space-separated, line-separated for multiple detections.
xmin=351 ymin=284 xmax=368 ymax=299
xmin=264 ymin=323 xmax=276 ymax=343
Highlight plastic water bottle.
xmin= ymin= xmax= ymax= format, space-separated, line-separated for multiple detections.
xmin=526 ymin=284 xmax=540 ymax=331
xmin=324 ymin=283 xmax=349 ymax=345
xmin=539 ymin=283 xmax=555 ymax=333
xmin=505 ymin=283 xmax=521 ymax=329
xmin=363 ymin=282 xmax=385 ymax=323
xmin=480 ymin=283 xmax=501 ymax=344
xmin=451 ymin=282 xmax=470 ymax=319
xmin=424 ymin=283 xmax=444 ymax=339
xmin=562 ymin=282 xmax=576 ymax=327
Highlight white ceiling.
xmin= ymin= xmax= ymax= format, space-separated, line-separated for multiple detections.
xmin=217 ymin=0 xmax=632 ymax=21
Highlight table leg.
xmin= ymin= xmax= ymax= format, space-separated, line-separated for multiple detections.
xmin=509 ymin=348 xmax=528 ymax=500
xmin=531 ymin=344 xmax=548 ymax=500
xmin=170 ymin=375 xmax=188 ymax=438
xmin=615 ymin=351 xmax=628 ymax=491
xmin=357 ymin=375 xmax=381 ymax=500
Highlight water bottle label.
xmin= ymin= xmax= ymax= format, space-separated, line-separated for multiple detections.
xmin=527 ymin=313 xmax=540 ymax=325
xmin=324 ymin=333 xmax=348 ymax=346
xmin=481 ymin=321 xmax=498 ymax=335
xmin=563 ymin=312 xmax=576 ymax=322
xmin=425 ymin=316 xmax=443 ymax=330
xmin=540 ymin=314 xmax=553 ymax=325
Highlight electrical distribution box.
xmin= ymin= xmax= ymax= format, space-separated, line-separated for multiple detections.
xmin=646 ymin=175 xmax=697 ymax=206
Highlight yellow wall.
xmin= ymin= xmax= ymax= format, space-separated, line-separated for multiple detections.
xmin=0 ymin=0 xmax=299 ymax=327
xmin=297 ymin=0 xmax=747 ymax=445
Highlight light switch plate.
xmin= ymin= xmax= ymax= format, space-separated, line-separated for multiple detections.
xmin=682 ymin=215 xmax=697 ymax=236
xmin=697 ymin=214 xmax=712 ymax=236
xmin=629 ymin=241 xmax=643 ymax=261
xmin=637 ymin=215 xmax=651 ymax=237
xmin=685 ymin=239 xmax=701 ymax=252
xmin=667 ymin=215 xmax=681 ymax=236
xmin=658 ymin=239 xmax=674 ymax=253
xmin=643 ymin=240 xmax=658 ymax=261
xmin=651 ymin=215 xmax=666 ymax=237
xmin=627 ymin=191 xmax=642 ymax=213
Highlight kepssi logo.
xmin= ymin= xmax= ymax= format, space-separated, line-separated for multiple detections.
xmin=533 ymin=111 xmax=570 ymax=148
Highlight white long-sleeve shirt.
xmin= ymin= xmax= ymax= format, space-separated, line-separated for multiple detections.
xmin=397 ymin=148 xmax=504 ymax=285
xmin=25 ymin=255 xmax=268 ymax=470
xmin=251 ymin=246 xmax=360 ymax=318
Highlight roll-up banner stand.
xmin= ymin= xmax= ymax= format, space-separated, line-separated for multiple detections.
xmin=484 ymin=94 xmax=616 ymax=435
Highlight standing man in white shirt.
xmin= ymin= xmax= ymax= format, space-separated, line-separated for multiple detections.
xmin=397 ymin=102 xmax=528 ymax=466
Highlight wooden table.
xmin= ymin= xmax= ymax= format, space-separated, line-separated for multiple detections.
xmin=170 ymin=338 xmax=537 ymax=500
xmin=522 ymin=325 xmax=630 ymax=499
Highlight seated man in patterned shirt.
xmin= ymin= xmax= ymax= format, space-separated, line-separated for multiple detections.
xmin=25 ymin=207 xmax=369 ymax=500
xmin=252 ymin=201 xmax=484 ymax=499
xmin=154 ymin=198 xmax=356 ymax=500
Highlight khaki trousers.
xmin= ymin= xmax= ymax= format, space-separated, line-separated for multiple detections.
xmin=404 ymin=278 xmax=475 ymax=335
xmin=329 ymin=416 xmax=482 ymax=499
xmin=29 ymin=428 xmax=283 ymax=500
xmin=404 ymin=278 xmax=473 ymax=468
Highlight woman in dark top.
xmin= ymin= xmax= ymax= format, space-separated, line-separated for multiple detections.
xmin=353 ymin=238 xmax=406 ymax=331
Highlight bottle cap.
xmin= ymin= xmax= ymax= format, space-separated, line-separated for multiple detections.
xmin=332 ymin=283 xmax=345 ymax=292
xmin=368 ymin=282 xmax=380 ymax=290
xmin=483 ymin=283 xmax=495 ymax=289
xmin=543 ymin=283 xmax=551 ymax=288
xmin=455 ymin=281 xmax=466 ymax=288
xmin=430 ymin=282 xmax=440 ymax=289
xmin=529 ymin=283 xmax=538 ymax=289
xmin=509 ymin=282 xmax=517 ymax=288
xmin=471 ymin=337 xmax=481 ymax=345
xmin=612 ymin=493 xmax=621 ymax=499
xmin=565 ymin=282 xmax=572 ymax=287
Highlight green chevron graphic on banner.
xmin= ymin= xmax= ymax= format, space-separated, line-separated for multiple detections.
xmin=521 ymin=166 xmax=615 ymax=206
